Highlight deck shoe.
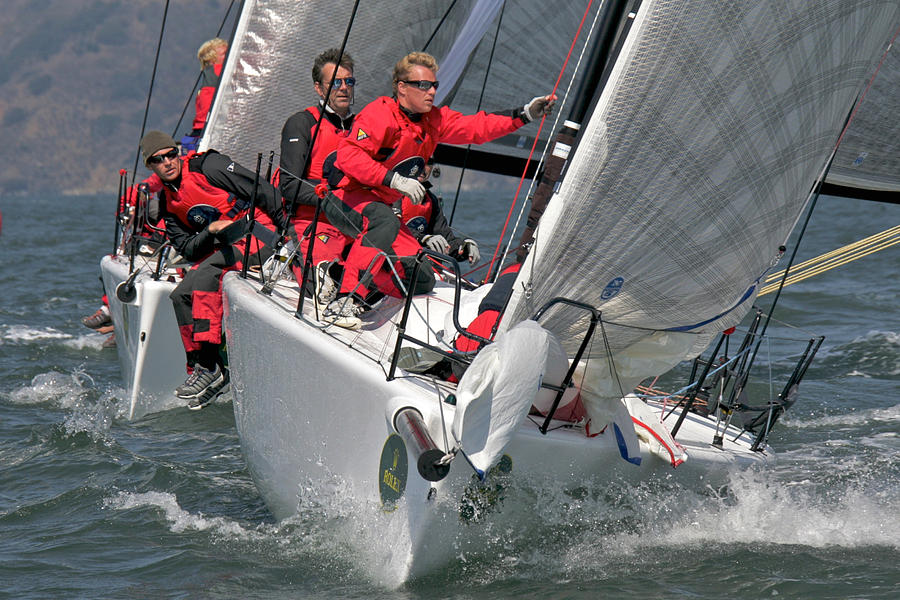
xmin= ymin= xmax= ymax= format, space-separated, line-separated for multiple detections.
xmin=323 ymin=295 xmax=364 ymax=330
xmin=314 ymin=261 xmax=338 ymax=309
xmin=82 ymin=306 xmax=112 ymax=330
xmin=175 ymin=364 xmax=225 ymax=399
xmin=187 ymin=377 xmax=230 ymax=410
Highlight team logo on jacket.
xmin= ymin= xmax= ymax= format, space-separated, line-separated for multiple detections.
xmin=405 ymin=216 xmax=428 ymax=235
xmin=356 ymin=128 xmax=368 ymax=141
xmin=393 ymin=156 xmax=426 ymax=179
xmin=187 ymin=204 xmax=222 ymax=229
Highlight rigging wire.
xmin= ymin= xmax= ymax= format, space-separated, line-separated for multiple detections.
xmin=445 ymin=0 xmax=508 ymax=227
xmin=170 ymin=0 xmax=238 ymax=140
xmin=486 ymin=0 xmax=601 ymax=282
xmin=293 ymin=0 xmax=361 ymax=317
xmin=130 ymin=0 xmax=170 ymax=191
xmin=421 ymin=0 xmax=460 ymax=53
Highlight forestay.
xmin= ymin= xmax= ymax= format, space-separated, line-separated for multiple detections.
xmin=505 ymin=0 xmax=900 ymax=402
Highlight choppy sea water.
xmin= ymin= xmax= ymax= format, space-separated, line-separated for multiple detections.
xmin=0 ymin=192 xmax=898 ymax=599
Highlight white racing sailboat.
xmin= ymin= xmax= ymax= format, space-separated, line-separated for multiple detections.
xmin=209 ymin=0 xmax=900 ymax=579
xmin=101 ymin=247 xmax=185 ymax=420
xmin=101 ymin=172 xmax=197 ymax=420
xmin=99 ymin=0 xmax=900 ymax=578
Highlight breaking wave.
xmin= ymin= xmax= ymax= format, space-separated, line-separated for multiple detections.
xmin=5 ymin=368 xmax=130 ymax=430
xmin=816 ymin=330 xmax=900 ymax=379
xmin=104 ymin=491 xmax=258 ymax=537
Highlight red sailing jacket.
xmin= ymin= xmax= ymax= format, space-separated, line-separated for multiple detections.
xmin=160 ymin=151 xmax=283 ymax=262
xmin=192 ymin=63 xmax=223 ymax=131
xmin=335 ymin=96 xmax=526 ymax=204
xmin=396 ymin=193 xmax=432 ymax=233
xmin=276 ymin=105 xmax=354 ymax=220
xmin=303 ymin=105 xmax=350 ymax=183
xmin=163 ymin=162 xmax=238 ymax=229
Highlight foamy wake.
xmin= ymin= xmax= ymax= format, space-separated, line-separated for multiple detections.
xmin=0 ymin=323 xmax=107 ymax=350
xmin=663 ymin=469 xmax=900 ymax=548
xmin=557 ymin=469 xmax=900 ymax=570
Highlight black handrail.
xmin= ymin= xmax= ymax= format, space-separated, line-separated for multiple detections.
xmin=387 ymin=249 xmax=488 ymax=381
xmin=531 ymin=298 xmax=600 ymax=434
xmin=240 ymin=153 xmax=263 ymax=279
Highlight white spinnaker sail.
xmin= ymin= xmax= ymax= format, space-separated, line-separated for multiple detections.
xmin=199 ymin=0 xmax=591 ymax=168
xmin=505 ymin=0 xmax=900 ymax=402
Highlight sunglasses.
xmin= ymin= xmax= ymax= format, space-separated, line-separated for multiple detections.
xmin=147 ymin=148 xmax=179 ymax=165
xmin=402 ymin=79 xmax=439 ymax=91
xmin=327 ymin=77 xmax=356 ymax=88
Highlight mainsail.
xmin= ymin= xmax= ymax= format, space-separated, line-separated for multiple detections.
xmin=199 ymin=0 xmax=591 ymax=170
xmin=504 ymin=0 xmax=900 ymax=403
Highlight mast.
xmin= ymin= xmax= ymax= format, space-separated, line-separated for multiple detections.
xmin=514 ymin=0 xmax=636 ymax=264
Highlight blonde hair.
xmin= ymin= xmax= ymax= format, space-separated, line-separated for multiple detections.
xmin=392 ymin=52 xmax=438 ymax=94
xmin=197 ymin=38 xmax=228 ymax=68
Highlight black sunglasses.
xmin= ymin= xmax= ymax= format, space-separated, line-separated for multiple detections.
xmin=328 ymin=77 xmax=356 ymax=88
xmin=402 ymin=79 xmax=439 ymax=91
xmin=147 ymin=148 xmax=179 ymax=165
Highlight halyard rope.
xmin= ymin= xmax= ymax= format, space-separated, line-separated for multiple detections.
xmin=758 ymin=224 xmax=900 ymax=296
xmin=486 ymin=0 xmax=601 ymax=282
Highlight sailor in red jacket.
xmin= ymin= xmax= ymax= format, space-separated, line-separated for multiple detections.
xmin=322 ymin=51 xmax=555 ymax=327
xmin=181 ymin=38 xmax=227 ymax=152
xmin=277 ymin=48 xmax=356 ymax=292
xmin=140 ymin=130 xmax=289 ymax=408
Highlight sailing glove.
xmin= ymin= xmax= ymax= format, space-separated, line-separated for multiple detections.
xmin=390 ymin=172 xmax=426 ymax=204
xmin=421 ymin=234 xmax=451 ymax=254
xmin=462 ymin=239 xmax=480 ymax=264
xmin=523 ymin=94 xmax=557 ymax=122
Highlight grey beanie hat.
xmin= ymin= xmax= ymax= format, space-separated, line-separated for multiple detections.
xmin=140 ymin=130 xmax=178 ymax=166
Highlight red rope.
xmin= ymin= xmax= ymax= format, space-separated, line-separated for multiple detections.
xmin=485 ymin=0 xmax=596 ymax=281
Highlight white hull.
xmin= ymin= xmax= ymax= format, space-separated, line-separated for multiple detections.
xmin=101 ymin=254 xmax=186 ymax=419
xmin=222 ymin=273 xmax=771 ymax=581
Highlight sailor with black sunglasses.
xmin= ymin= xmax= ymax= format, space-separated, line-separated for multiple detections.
xmin=319 ymin=50 xmax=555 ymax=328
xmin=138 ymin=130 xmax=291 ymax=408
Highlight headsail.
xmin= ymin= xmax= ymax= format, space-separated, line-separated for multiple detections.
xmin=505 ymin=0 xmax=900 ymax=402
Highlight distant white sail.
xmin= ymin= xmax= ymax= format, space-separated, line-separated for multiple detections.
xmin=505 ymin=0 xmax=900 ymax=402
xmin=826 ymin=37 xmax=900 ymax=195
